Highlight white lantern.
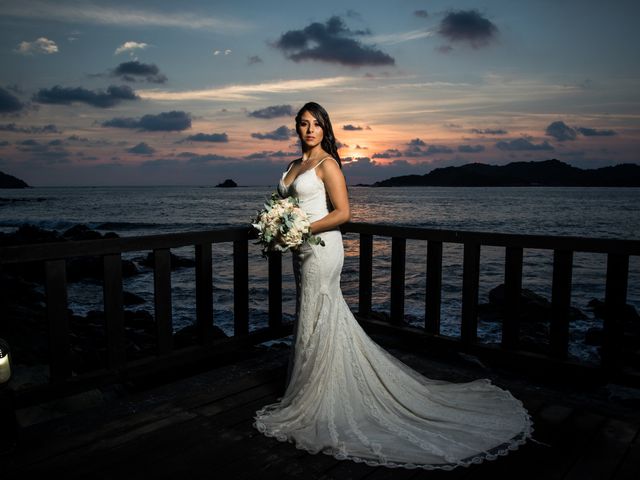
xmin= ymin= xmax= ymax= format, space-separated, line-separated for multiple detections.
xmin=0 ymin=338 xmax=11 ymax=385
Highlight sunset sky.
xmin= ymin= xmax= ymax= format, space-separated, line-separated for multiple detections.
xmin=0 ymin=0 xmax=638 ymax=186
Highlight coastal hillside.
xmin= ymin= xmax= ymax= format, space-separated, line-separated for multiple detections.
xmin=0 ymin=170 xmax=30 ymax=188
xmin=372 ymin=159 xmax=640 ymax=187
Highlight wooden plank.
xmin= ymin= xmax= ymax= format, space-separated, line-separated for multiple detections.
xmin=602 ymin=253 xmax=629 ymax=372
xmin=359 ymin=233 xmax=373 ymax=318
xmin=153 ymin=248 xmax=173 ymax=355
xmin=45 ymin=259 xmax=71 ymax=384
xmin=613 ymin=440 xmax=640 ymax=480
xmin=268 ymin=251 xmax=282 ymax=329
xmin=425 ymin=240 xmax=442 ymax=335
xmin=550 ymin=249 xmax=573 ymax=360
xmin=195 ymin=242 xmax=214 ymax=346
xmin=502 ymin=246 xmax=523 ymax=350
xmin=564 ymin=417 xmax=639 ymax=480
xmin=390 ymin=237 xmax=406 ymax=324
xmin=234 ymin=239 xmax=249 ymax=336
xmin=461 ymin=242 xmax=481 ymax=344
xmin=103 ymin=253 xmax=125 ymax=369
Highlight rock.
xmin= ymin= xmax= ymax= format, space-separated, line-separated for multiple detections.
xmin=137 ymin=251 xmax=196 ymax=270
xmin=215 ymin=179 xmax=237 ymax=188
xmin=0 ymin=170 xmax=30 ymax=188
xmin=173 ymin=324 xmax=228 ymax=349
xmin=123 ymin=290 xmax=145 ymax=305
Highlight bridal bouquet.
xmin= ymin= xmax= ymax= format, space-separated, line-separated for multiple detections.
xmin=252 ymin=192 xmax=325 ymax=257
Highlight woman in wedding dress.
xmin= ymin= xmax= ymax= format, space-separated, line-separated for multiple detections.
xmin=252 ymin=102 xmax=536 ymax=470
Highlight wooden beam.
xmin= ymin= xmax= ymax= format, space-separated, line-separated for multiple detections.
xmin=425 ymin=240 xmax=442 ymax=335
xmin=390 ymin=237 xmax=406 ymax=324
xmin=103 ymin=253 xmax=125 ymax=369
xmin=461 ymin=242 xmax=480 ymax=344
xmin=45 ymin=259 xmax=71 ymax=383
xmin=195 ymin=243 xmax=214 ymax=346
xmin=358 ymin=233 xmax=373 ymax=318
xmin=550 ymin=249 xmax=573 ymax=359
xmin=153 ymin=248 xmax=173 ymax=355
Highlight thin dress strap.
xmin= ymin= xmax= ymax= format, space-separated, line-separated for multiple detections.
xmin=312 ymin=155 xmax=335 ymax=169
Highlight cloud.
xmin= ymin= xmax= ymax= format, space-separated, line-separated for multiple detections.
xmin=372 ymin=148 xmax=402 ymax=159
xmin=33 ymin=85 xmax=139 ymax=108
xmin=0 ymin=123 xmax=60 ymax=133
xmin=248 ymin=105 xmax=293 ymax=119
xmin=137 ymin=76 xmax=354 ymax=102
xmin=471 ymin=128 xmax=507 ymax=135
xmin=576 ymin=127 xmax=617 ymax=137
xmin=140 ymin=159 xmax=181 ymax=168
xmin=436 ymin=45 xmax=454 ymax=54
xmin=2 ymin=2 xmax=251 ymax=32
xmin=397 ymin=139 xmax=454 ymax=157
xmin=458 ymin=144 xmax=485 ymax=153
xmin=0 ymin=141 xmax=9 ymax=147
xmin=102 ymin=110 xmax=192 ymax=131
xmin=545 ymin=120 xmax=577 ymax=141
xmin=496 ymin=138 xmax=554 ymax=151
xmin=414 ymin=10 xmax=429 ymax=18
xmin=251 ymin=125 xmax=296 ymax=140
xmin=437 ymin=9 xmax=499 ymax=48
xmin=184 ymin=153 xmax=238 ymax=164
xmin=179 ymin=133 xmax=229 ymax=143
xmin=114 ymin=41 xmax=149 ymax=55
xmin=248 ymin=55 xmax=263 ymax=65
xmin=127 ymin=142 xmax=155 ymax=154
xmin=243 ymin=150 xmax=298 ymax=160
xmin=15 ymin=138 xmax=72 ymax=163
xmin=343 ymin=124 xmax=363 ymax=131
xmin=112 ymin=61 xmax=167 ymax=83
xmin=272 ymin=15 xmax=395 ymax=67
xmin=0 ymin=87 xmax=25 ymax=113
xmin=15 ymin=37 xmax=58 ymax=55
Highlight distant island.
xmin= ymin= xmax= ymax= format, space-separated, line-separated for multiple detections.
xmin=372 ymin=159 xmax=640 ymax=187
xmin=0 ymin=171 xmax=30 ymax=189
xmin=215 ymin=179 xmax=237 ymax=188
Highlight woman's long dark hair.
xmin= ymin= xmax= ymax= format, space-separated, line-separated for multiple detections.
xmin=295 ymin=102 xmax=342 ymax=169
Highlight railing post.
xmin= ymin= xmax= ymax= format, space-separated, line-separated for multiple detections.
xmin=45 ymin=259 xmax=72 ymax=383
xmin=602 ymin=253 xmax=629 ymax=372
xmin=425 ymin=240 xmax=442 ymax=335
xmin=195 ymin=242 xmax=214 ymax=346
xmin=550 ymin=249 xmax=573 ymax=359
xmin=153 ymin=248 xmax=173 ymax=355
xmin=233 ymin=239 xmax=249 ymax=336
xmin=103 ymin=253 xmax=125 ymax=369
xmin=268 ymin=251 xmax=282 ymax=329
xmin=502 ymin=246 xmax=523 ymax=350
xmin=358 ymin=233 xmax=373 ymax=319
xmin=390 ymin=237 xmax=406 ymax=324
xmin=461 ymin=242 xmax=480 ymax=344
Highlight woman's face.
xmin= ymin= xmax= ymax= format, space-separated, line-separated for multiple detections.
xmin=297 ymin=110 xmax=324 ymax=149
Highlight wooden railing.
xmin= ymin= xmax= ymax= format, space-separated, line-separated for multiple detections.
xmin=0 ymin=227 xmax=289 ymax=407
xmin=342 ymin=222 xmax=640 ymax=386
xmin=1 ymin=222 xmax=639 ymax=410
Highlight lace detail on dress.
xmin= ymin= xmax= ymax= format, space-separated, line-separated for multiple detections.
xmin=252 ymin=161 xmax=538 ymax=471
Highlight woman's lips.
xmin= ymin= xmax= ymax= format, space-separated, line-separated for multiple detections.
xmin=305 ymin=136 xmax=314 ymax=140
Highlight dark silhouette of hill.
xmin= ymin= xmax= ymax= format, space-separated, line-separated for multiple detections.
xmin=372 ymin=159 xmax=640 ymax=187
xmin=0 ymin=171 xmax=30 ymax=188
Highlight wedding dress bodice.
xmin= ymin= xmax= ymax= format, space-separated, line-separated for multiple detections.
xmin=278 ymin=159 xmax=332 ymax=223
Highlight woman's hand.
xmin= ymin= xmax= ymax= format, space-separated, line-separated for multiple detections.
xmin=310 ymin=157 xmax=351 ymax=234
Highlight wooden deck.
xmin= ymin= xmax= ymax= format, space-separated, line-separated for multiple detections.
xmin=2 ymin=337 xmax=640 ymax=480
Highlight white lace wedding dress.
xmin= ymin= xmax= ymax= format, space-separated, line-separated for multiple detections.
xmin=252 ymin=156 xmax=535 ymax=470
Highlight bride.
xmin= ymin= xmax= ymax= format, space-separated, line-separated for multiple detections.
xmin=252 ymin=101 xmax=536 ymax=470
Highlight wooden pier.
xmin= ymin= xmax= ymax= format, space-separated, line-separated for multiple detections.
xmin=1 ymin=222 xmax=639 ymax=477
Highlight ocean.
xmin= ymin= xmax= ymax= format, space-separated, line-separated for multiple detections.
xmin=2 ymin=185 xmax=639 ymax=365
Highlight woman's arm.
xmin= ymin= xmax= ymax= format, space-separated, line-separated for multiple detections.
xmin=309 ymin=158 xmax=351 ymax=234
